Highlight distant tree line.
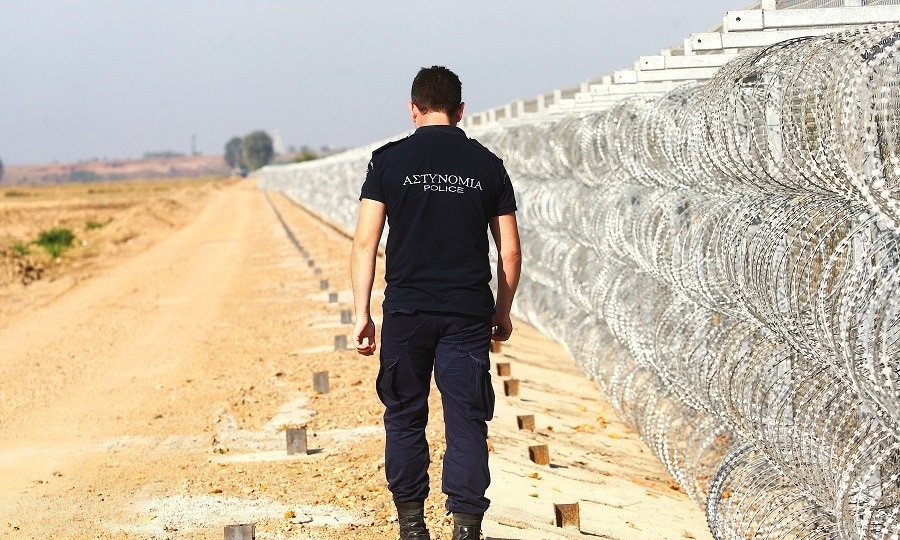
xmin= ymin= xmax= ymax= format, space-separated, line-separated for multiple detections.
xmin=68 ymin=169 xmax=101 ymax=182
xmin=224 ymin=132 xmax=321 ymax=175
xmin=143 ymin=151 xmax=185 ymax=159
xmin=224 ymin=130 xmax=274 ymax=173
xmin=0 ymin=155 xmax=4 ymax=183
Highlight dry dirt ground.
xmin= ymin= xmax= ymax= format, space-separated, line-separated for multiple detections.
xmin=0 ymin=179 xmax=712 ymax=540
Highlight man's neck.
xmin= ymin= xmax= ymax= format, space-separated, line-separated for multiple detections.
xmin=414 ymin=111 xmax=455 ymax=128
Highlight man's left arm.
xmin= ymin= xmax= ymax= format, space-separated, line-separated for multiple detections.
xmin=350 ymin=198 xmax=386 ymax=355
xmin=489 ymin=212 xmax=521 ymax=341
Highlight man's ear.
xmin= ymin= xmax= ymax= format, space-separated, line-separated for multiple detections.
xmin=409 ymin=101 xmax=420 ymax=124
xmin=453 ymin=102 xmax=465 ymax=124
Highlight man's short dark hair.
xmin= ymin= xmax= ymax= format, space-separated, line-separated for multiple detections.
xmin=411 ymin=66 xmax=462 ymax=117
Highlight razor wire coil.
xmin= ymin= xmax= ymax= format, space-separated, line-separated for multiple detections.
xmin=259 ymin=25 xmax=900 ymax=539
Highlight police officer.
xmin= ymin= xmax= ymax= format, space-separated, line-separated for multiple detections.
xmin=350 ymin=66 xmax=522 ymax=540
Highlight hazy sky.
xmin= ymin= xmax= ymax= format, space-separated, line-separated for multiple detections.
xmin=0 ymin=1 xmax=733 ymax=165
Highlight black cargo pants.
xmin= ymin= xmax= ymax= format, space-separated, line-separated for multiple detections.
xmin=377 ymin=309 xmax=495 ymax=515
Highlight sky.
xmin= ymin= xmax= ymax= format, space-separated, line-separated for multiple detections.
xmin=0 ymin=1 xmax=734 ymax=166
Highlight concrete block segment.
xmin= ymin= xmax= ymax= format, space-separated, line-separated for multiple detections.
xmin=517 ymin=414 xmax=535 ymax=431
xmin=554 ymin=503 xmax=580 ymax=530
xmin=529 ymin=444 xmax=550 ymax=465
xmin=286 ymin=427 xmax=308 ymax=455
xmin=314 ymin=371 xmax=330 ymax=393
xmin=224 ymin=523 xmax=255 ymax=540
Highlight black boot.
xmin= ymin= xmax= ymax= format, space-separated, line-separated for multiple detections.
xmin=451 ymin=512 xmax=482 ymax=540
xmin=396 ymin=501 xmax=431 ymax=540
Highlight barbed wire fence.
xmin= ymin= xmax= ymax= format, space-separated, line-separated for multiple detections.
xmin=259 ymin=24 xmax=900 ymax=540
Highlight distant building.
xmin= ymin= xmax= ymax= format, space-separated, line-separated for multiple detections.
xmin=272 ymin=130 xmax=285 ymax=155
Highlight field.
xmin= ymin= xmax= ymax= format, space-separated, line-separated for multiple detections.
xmin=0 ymin=179 xmax=712 ymax=540
xmin=0 ymin=178 xmax=232 ymax=324
xmin=2 ymin=155 xmax=230 ymax=186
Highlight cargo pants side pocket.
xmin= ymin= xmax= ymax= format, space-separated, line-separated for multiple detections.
xmin=376 ymin=356 xmax=402 ymax=409
xmin=468 ymin=353 xmax=495 ymax=421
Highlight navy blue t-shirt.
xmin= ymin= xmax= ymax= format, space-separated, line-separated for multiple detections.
xmin=360 ymin=125 xmax=517 ymax=317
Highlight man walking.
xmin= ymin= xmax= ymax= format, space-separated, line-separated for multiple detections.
xmin=350 ymin=66 xmax=521 ymax=540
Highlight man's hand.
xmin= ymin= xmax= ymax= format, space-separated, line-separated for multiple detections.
xmin=492 ymin=312 xmax=513 ymax=342
xmin=353 ymin=317 xmax=377 ymax=355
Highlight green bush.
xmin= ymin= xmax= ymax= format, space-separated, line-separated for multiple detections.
xmin=12 ymin=242 xmax=29 ymax=256
xmin=35 ymin=227 xmax=75 ymax=257
xmin=85 ymin=218 xmax=111 ymax=230
xmin=293 ymin=147 xmax=319 ymax=163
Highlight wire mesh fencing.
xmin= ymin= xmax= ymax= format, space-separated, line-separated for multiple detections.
xmin=258 ymin=24 xmax=900 ymax=540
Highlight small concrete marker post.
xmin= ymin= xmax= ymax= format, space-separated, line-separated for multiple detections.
xmin=340 ymin=309 xmax=353 ymax=324
xmin=529 ymin=444 xmax=550 ymax=465
xmin=490 ymin=341 xmax=503 ymax=354
xmin=286 ymin=427 xmax=308 ymax=455
xmin=224 ymin=523 xmax=255 ymax=540
xmin=496 ymin=362 xmax=511 ymax=376
xmin=503 ymin=378 xmax=519 ymax=397
xmin=517 ymin=414 xmax=535 ymax=431
xmin=334 ymin=334 xmax=348 ymax=351
xmin=319 ymin=279 xmax=329 ymax=291
xmin=554 ymin=503 xmax=581 ymax=531
xmin=307 ymin=259 xmax=315 ymax=268
xmin=328 ymin=292 xmax=338 ymax=303
xmin=313 ymin=371 xmax=330 ymax=393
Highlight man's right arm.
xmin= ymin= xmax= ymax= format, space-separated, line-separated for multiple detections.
xmin=350 ymin=198 xmax=386 ymax=355
xmin=489 ymin=212 xmax=522 ymax=341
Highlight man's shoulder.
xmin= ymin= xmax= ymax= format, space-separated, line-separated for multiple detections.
xmin=467 ymin=138 xmax=504 ymax=164
xmin=467 ymin=137 xmax=495 ymax=154
xmin=371 ymin=135 xmax=412 ymax=158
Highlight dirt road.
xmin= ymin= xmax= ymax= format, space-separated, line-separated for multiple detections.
xmin=0 ymin=180 xmax=711 ymax=539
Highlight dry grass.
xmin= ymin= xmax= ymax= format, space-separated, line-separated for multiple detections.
xmin=0 ymin=177 xmax=235 ymax=288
